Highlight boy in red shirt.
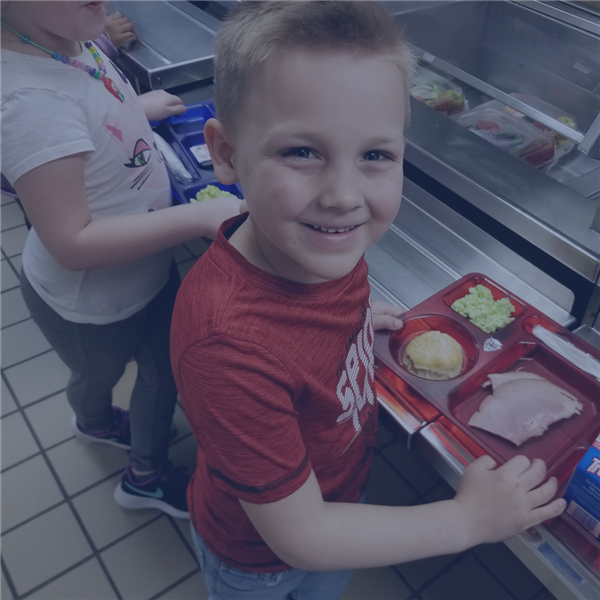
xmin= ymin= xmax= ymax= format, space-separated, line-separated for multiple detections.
xmin=170 ymin=2 xmax=566 ymax=598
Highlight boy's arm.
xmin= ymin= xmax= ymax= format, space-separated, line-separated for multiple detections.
xmin=241 ymin=455 xmax=565 ymax=571
xmin=13 ymin=154 xmax=242 ymax=271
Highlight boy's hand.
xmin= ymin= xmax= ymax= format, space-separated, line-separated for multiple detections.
xmin=105 ymin=12 xmax=136 ymax=49
xmin=372 ymin=300 xmax=404 ymax=331
xmin=139 ymin=90 xmax=187 ymax=122
xmin=453 ymin=455 xmax=566 ymax=547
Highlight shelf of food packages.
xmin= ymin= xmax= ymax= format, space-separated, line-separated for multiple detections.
xmin=387 ymin=1 xmax=600 ymax=321
xmin=152 ymin=100 xmax=244 ymax=204
xmin=394 ymin=0 xmax=600 ymax=158
xmin=409 ymin=68 xmax=577 ymax=171
xmin=408 ymin=61 xmax=599 ymax=188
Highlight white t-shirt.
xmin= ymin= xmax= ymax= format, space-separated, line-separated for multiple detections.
xmin=1 ymin=44 xmax=173 ymax=324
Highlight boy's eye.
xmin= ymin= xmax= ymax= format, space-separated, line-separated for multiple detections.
xmin=362 ymin=151 xmax=387 ymax=162
xmin=281 ymin=147 xmax=314 ymax=159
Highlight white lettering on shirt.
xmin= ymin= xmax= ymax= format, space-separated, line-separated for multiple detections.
xmin=336 ymin=307 xmax=375 ymax=432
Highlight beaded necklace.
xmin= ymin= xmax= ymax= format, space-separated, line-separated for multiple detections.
xmin=1 ymin=20 xmax=124 ymax=103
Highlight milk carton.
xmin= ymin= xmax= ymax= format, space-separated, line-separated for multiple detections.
xmin=563 ymin=432 xmax=600 ymax=540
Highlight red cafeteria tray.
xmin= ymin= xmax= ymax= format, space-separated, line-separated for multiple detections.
xmin=374 ymin=273 xmax=600 ymax=557
xmin=374 ymin=273 xmax=600 ymax=482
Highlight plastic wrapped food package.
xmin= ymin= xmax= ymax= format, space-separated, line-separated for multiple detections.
xmin=452 ymin=106 xmax=556 ymax=170
xmin=476 ymin=94 xmax=577 ymax=160
xmin=410 ymin=66 xmax=467 ymax=116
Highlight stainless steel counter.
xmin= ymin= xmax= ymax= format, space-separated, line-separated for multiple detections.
xmin=404 ymin=100 xmax=600 ymax=284
xmin=367 ymin=178 xmax=599 ymax=600
xmin=367 ymin=178 xmax=574 ymax=325
xmin=107 ymin=1 xmax=221 ymax=89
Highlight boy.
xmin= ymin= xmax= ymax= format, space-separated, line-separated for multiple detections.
xmin=170 ymin=2 xmax=566 ymax=598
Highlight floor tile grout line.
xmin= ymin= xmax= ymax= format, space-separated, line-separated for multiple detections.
xmin=0 ymin=346 xmax=56 ymax=372
xmin=1 ymin=315 xmax=34 ymax=332
xmin=16 ymin=556 xmax=102 ymax=600
xmin=471 ymin=549 xmax=531 ymax=600
xmin=1 ymin=556 xmax=19 ymax=600
xmin=0 ymin=219 xmax=28 ymax=232
xmin=168 ymin=514 xmax=199 ymax=561
xmin=390 ymin=564 xmax=419 ymax=597
xmin=2 ymin=402 xmax=125 ymax=600
xmin=0 ymin=383 xmax=67 ymax=419
xmin=411 ymin=551 xmax=468 ymax=596
xmin=0 ymin=452 xmax=44 ymax=476
xmin=1 ymin=498 xmax=67 ymax=537
xmin=1 ymin=255 xmax=21 ymax=278
xmin=147 ymin=567 xmax=202 ymax=600
xmin=0 ymin=379 xmax=67 ymax=422
xmin=377 ymin=448 xmax=433 ymax=501
xmin=88 ymin=512 xmax=164 ymax=554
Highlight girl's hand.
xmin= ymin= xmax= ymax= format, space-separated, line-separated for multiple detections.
xmin=192 ymin=196 xmax=245 ymax=240
xmin=139 ymin=90 xmax=187 ymax=122
xmin=104 ymin=12 xmax=136 ymax=50
xmin=372 ymin=300 xmax=404 ymax=332
xmin=452 ymin=455 xmax=566 ymax=547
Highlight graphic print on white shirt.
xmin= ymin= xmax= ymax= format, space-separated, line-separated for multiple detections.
xmin=336 ymin=305 xmax=375 ymax=434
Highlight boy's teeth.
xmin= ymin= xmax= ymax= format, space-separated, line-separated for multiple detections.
xmin=312 ymin=225 xmax=355 ymax=233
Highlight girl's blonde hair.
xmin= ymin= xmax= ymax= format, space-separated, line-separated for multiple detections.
xmin=213 ymin=1 xmax=416 ymax=130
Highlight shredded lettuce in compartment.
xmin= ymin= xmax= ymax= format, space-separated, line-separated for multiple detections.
xmin=451 ymin=285 xmax=515 ymax=333
xmin=192 ymin=185 xmax=238 ymax=203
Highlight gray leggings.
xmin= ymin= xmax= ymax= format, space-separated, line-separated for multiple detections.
xmin=20 ymin=263 xmax=181 ymax=472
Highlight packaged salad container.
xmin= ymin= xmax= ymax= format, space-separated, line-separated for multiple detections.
xmin=452 ymin=106 xmax=556 ymax=170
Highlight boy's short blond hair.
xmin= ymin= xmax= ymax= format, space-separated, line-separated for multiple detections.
xmin=213 ymin=0 xmax=416 ymax=131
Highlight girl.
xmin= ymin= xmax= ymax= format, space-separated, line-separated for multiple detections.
xmin=1 ymin=0 xmax=242 ymax=518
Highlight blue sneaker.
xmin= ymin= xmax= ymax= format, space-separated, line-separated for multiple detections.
xmin=71 ymin=406 xmax=131 ymax=449
xmin=114 ymin=461 xmax=190 ymax=519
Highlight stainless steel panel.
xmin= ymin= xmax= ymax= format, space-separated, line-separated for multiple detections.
xmin=513 ymin=0 xmax=600 ymax=35
xmin=574 ymin=323 xmax=600 ymax=348
xmin=366 ymin=179 xmax=575 ymax=325
xmin=108 ymin=1 xmax=220 ymax=89
xmin=404 ymin=99 xmax=600 ymax=283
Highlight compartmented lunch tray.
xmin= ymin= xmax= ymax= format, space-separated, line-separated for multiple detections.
xmin=153 ymin=100 xmax=244 ymax=204
xmin=374 ymin=273 xmax=600 ymax=486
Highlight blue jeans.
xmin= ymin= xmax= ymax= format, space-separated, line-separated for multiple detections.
xmin=20 ymin=262 xmax=180 ymax=472
xmin=191 ymin=525 xmax=353 ymax=600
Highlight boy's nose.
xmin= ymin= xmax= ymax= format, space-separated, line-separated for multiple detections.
xmin=318 ymin=164 xmax=364 ymax=211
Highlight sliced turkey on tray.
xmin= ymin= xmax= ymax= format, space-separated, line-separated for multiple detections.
xmin=469 ymin=371 xmax=583 ymax=446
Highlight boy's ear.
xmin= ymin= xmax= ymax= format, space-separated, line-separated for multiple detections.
xmin=204 ymin=118 xmax=238 ymax=185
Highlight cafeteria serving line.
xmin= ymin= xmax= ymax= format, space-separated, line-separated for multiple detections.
xmin=0 ymin=193 xmax=558 ymax=600
xmin=2 ymin=0 xmax=600 ymax=598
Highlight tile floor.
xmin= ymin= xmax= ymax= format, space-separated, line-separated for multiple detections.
xmin=1 ymin=193 xmax=557 ymax=599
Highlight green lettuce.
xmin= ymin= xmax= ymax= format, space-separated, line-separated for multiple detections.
xmin=192 ymin=185 xmax=237 ymax=203
xmin=451 ymin=285 xmax=514 ymax=333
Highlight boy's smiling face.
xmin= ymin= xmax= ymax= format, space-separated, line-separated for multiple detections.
xmin=216 ymin=48 xmax=407 ymax=284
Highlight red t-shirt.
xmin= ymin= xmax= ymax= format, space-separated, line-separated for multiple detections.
xmin=171 ymin=215 xmax=378 ymax=571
